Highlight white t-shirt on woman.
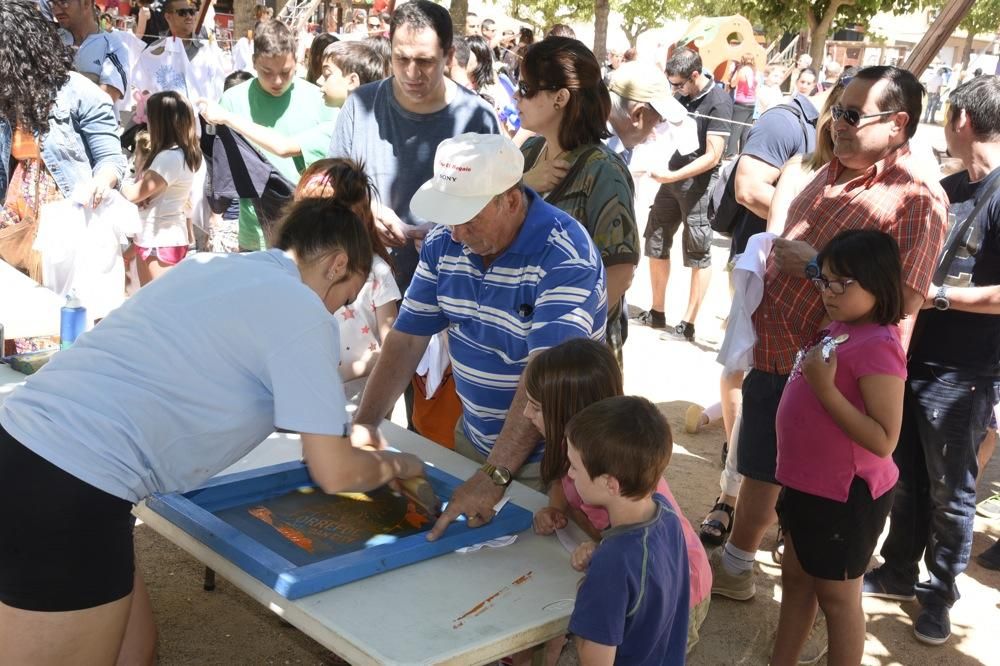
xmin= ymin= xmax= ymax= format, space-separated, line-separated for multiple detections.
xmin=136 ymin=146 xmax=193 ymax=248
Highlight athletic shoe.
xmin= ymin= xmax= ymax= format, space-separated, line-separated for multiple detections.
xmin=685 ymin=404 xmax=704 ymax=433
xmin=632 ymin=309 xmax=666 ymax=329
xmin=976 ymin=493 xmax=1000 ymax=520
xmin=976 ymin=540 xmax=1000 ymax=570
xmin=798 ymin=614 xmax=828 ymax=664
xmin=709 ymin=548 xmax=755 ymax=601
xmin=862 ymin=566 xmax=917 ymax=602
xmin=914 ymin=605 xmax=951 ymax=645
xmin=660 ymin=321 xmax=695 ymax=341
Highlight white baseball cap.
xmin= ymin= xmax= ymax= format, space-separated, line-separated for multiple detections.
xmin=410 ymin=133 xmax=525 ymax=226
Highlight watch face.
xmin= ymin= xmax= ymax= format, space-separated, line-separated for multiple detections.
xmin=934 ymin=296 xmax=950 ymax=311
xmin=493 ymin=467 xmax=512 ymax=486
xmin=805 ymin=260 xmax=821 ymax=280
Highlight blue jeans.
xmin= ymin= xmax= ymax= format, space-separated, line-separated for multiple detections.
xmin=879 ymin=362 xmax=999 ymax=608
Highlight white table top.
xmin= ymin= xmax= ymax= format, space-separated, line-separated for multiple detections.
xmin=0 ymin=366 xmax=581 ymax=665
xmin=0 ymin=260 xmax=63 ymax=340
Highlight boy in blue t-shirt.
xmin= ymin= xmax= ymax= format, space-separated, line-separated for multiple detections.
xmin=565 ymin=396 xmax=690 ymax=665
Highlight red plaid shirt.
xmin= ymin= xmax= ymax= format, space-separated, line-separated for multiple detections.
xmin=753 ymin=144 xmax=948 ymax=374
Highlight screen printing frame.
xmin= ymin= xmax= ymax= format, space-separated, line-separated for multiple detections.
xmin=147 ymin=461 xmax=533 ymax=600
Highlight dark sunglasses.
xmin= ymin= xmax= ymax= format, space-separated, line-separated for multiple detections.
xmin=517 ymin=81 xmax=562 ymax=98
xmin=830 ymin=105 xmax=900 ymax=127
xmin=170 ymin=7 xmax=198 ymax=16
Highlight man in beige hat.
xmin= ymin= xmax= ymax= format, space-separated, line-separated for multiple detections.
xmin=606 ymin=60 xmax=682 ymax=164
xmin=354 ymin=132 xmax=608 ymax=539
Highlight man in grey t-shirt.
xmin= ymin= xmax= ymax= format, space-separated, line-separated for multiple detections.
xmin=328 ymin=0 xmax=499 ymax=291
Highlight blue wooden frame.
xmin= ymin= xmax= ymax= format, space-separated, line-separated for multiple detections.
xmin=147 ymin=462 xmax=533 ymax=600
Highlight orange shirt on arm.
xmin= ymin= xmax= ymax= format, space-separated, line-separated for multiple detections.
xmin=753 ymin=143 xmax=948 ymax=375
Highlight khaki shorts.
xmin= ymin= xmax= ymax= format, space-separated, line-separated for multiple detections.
xmin=453 ymin=419 xmax=545 ymax=493
xmin=687 ymin=596 xmax=711 ymax=654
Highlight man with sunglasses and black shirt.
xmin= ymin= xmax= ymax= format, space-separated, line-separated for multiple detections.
xmin=864 ymin=75 xmax=1000 ymax=646
xmin=632 ymin=48 xmax=733 ymax=343
xmin=711 ymin=68 xmax=948 ymax=641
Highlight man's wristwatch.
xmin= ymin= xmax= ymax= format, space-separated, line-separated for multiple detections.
xmin=933 ymin=284 xmax=950 ymax=311
xmin=480 ymin=462 xmax=513 ymax=487
xmin=805 ymin=257 xmax=821 ymax=280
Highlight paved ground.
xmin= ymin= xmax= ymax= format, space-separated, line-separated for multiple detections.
xmin=137 ymin=122 xmax=1000 ymax=664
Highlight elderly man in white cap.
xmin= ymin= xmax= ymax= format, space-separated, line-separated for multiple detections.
xmin=354 ymin=133 xmax=607 ymax=539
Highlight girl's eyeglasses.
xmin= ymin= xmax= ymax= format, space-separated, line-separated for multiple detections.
xmin=811 ymin=276 xmax=856 ymax=295
xmin=830 ymin=105 xmax=899 ymax=127
xmin=517 ymin=81 xmax=562 ymax=98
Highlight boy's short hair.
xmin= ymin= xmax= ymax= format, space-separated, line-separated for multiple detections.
xmin=565 ymin=396 xmax=672 ymax=499
xmin=323 ymin=41 xmax=386 ymax=86
xmin=224 ymin=69 xmax=254 ymax=90
xmin=253 ymin=20 xmax=297 ymax=59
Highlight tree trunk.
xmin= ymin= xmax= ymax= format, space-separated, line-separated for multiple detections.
xmin=961 ymin=29 xmax=975 ymax=70
xmin=593 ymin=0 xmax=609 ymax=64
xmin=807 ymin=0 xmax=853 ymax=70
xmin=233 ymin=0 xmax=257 ymax=40
xmin=451 ymin=0 xmax=468 ymax=36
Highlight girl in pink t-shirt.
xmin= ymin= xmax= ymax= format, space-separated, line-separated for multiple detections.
xmin=522 ymin=338 xmax=712 ymax=655
xmin=772 ymin=230 xmax=908 ymax=665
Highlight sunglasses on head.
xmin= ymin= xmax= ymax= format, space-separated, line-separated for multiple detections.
xmin=830 ymin=105 xmax=900 ymax=127
xmin=171 ymin=7 xmax=197 ymax=16
xmin=517 ymin=81 xmax=562 ymax=98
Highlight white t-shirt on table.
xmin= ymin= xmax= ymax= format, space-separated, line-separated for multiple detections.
xmin=136 ymin=147 xmax=193 ymax=248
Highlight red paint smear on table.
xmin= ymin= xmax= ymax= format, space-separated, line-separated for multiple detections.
xmin=452 ymin=571 xmax=534 ymax=629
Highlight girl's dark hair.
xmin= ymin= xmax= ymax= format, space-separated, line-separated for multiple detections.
xmin=274 ymin=197 xmax=374 ymax=278
xmin=520 ymin=37 xmax=611 ymax=151
xmin=295 ymin=158 xmax=391 ymax=269
xmin=0 ymin=0 xmax=74 ymax=135
xmin=306 ymin=32 xmax=339 ymax=84
xmin=145 ymin=91 xmax=202 ymax=172
xmin=816 ymin=229 xmax=904 ymax=325
xmin=465 ymin=35 xmax=496 ymax=90
xmin=524 ymin=338 xmax=623 ymax=484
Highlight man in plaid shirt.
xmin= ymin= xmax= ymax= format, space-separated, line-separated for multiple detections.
xmin=710 ymin=67 xmax=948 ymax=613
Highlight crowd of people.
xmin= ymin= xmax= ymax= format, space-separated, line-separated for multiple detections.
xmin=0 ymin=0 xmax=998 ymax=664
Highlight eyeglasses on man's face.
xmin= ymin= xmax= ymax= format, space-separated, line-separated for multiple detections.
xmin=169 ymin=6 xmax=198 ymax=17
xmin=830 ymin=105 xmax=900 ymax=128
xmin=667 ymin=75 xmax=691 ymax=91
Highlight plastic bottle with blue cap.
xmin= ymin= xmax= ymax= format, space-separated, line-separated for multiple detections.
xmin=60 ymin=290 xmax=87 ymax=349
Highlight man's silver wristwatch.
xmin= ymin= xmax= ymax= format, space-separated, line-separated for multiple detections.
xmin=933 ymin=284 xmax=950 ymax=311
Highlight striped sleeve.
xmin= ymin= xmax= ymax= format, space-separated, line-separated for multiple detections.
xmin=528 ymin=227 xmax=607 ymax=353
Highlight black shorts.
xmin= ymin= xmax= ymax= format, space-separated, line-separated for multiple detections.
xmin=0 ymin=425 xmax=136 ymax=611
xmin=643 ymin=173 xmax=716 ymax=268
xmin=736 ymin=369 xmax=789 ymax=483
xmin=777 ymin=477 xmax=894 ymax=580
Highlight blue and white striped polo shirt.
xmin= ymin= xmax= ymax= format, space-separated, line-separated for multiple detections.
xmin=395 ymin=189 xmax=607 ymax=459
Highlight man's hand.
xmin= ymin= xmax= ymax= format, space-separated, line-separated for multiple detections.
xmin=348 ymin=423 xmax=389 ymax=451
xmin=571 ymin=541 xmax=597 ymax=572
xmin=533 ymin=506 xmax=568 ymax=535
xmin=773 ymin=238 xmax=817 ymax=277
xmin=647 ymin=168 xmax=679 ymax=184
xmin=82 ymin=171 xmax=118 ymax=208
xmin=196 ymin=97 xmax=231 ymax=126
xmin=523 ymin=157 xmax=569 ymax=193
xmin=426 ymin=472 xmax=505 ymax=541
xmin=372 ymin=202 xmax=408 ymax=247
xmin=405 ymin=221 xmax=436 ymax=252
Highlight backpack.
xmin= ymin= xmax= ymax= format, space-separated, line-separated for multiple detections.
xmin=707 ymin=102 xmax=816 ymax=236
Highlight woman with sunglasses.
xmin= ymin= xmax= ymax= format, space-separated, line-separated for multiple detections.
xmin=0 ymin=0 xmax=126 ymax=281
xmin=514 ymin=37 xmax=638 ymax=363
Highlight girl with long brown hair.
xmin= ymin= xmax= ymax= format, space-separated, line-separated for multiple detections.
xmin=122 ymin=90 xmax=202 ymax=285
